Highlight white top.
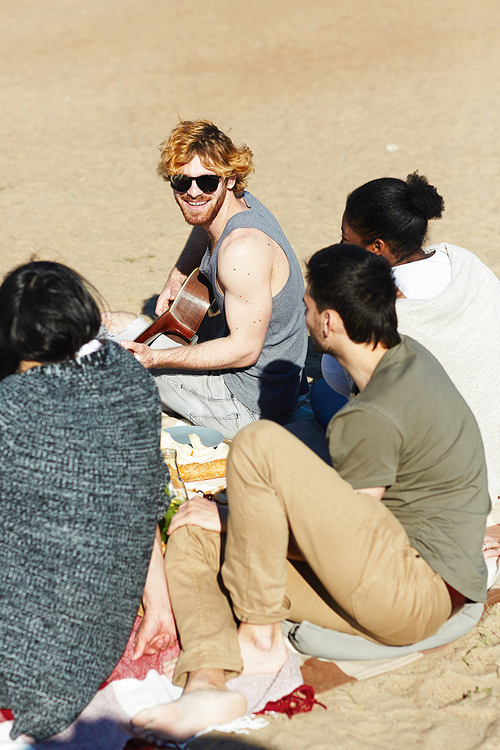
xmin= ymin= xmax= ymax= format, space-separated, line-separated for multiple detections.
xmin=392 ymin=247 xmax=451 ymax=300
xmin=76 ymin=338 xmax=102 ymax=361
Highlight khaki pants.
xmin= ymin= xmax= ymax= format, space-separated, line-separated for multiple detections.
xmin=165 ymin=420 xmax=451 ymax=686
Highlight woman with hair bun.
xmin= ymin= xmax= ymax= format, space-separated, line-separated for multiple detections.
xmin=342 ymin=172 xmax=448 ymax=296
xmin=0 ymin=261 xmax=174 ymax=742
xmin=314 ymin=172 xmax=500 ymax=530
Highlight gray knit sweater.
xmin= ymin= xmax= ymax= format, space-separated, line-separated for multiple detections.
xmin=0 ymin=342 xmax=169 ymax=741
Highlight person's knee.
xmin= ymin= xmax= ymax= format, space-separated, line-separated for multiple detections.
xmin=227 ymin=421 xmax=288 ymax=497
xmin=166 ymin=525 xmax=222 ymax=572
xmin=164 ymin=525 xmax=190 ymax=568
xmin=231 ymin=419 xmax=283 ymax=458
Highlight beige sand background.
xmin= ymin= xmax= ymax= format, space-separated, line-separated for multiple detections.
xmin=2 ymin=0 xmax=500 ymax=311
xmin=2 ymin=1 xmax=500 ymax=748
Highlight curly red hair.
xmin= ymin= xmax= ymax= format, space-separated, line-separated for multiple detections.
xmin=157 ymin=119 xmax=254 ymax=197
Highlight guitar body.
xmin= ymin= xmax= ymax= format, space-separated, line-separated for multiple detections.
xmin=134 ymin=269 xmax=213 ymax=347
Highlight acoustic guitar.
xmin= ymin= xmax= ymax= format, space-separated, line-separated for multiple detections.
xmin=134 ymin=268 xmax=215 ymax=347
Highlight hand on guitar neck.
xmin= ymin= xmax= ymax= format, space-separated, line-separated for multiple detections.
xmin=155 ymin=268 xmax=187 ymax=316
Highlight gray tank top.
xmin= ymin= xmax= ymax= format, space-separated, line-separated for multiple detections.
xmin=199 ymin=192 xmax=307 ymax=420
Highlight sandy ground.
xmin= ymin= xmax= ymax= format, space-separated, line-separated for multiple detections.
xmin=192 ymin=603 xmax=500 ymax=750
xmin=2 ymin=0 xmax=500 ymax=312
xmin=2 ymin=1 xmax=500 ymax=748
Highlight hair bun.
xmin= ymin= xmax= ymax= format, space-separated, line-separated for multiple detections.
xmin=405 ymin=171 xmax=444 ymax=220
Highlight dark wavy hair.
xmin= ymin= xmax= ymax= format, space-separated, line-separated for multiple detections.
xmin=344 ymin=172 xmax=444 ymax=262
xmin=0 ymin=261 xmax=102 ymax=380
xmin=306 ymin=244 xmax=400 ymax=349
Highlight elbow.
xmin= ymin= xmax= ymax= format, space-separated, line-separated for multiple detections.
xmin=228 ymin=332 xmax=264 ymax=368
xmin=237 ymin=343 xmax=261 ymax=368
xmin=239 ymin=350 xmax=260 ymax=368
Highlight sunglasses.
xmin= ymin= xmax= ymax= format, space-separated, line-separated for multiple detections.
xmin=170 ymin=174 xmax=222 ymax=193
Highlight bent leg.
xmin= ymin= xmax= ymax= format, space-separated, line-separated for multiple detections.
xmin=309 ymin=378 xmax=348 ymax=428
xmin=165 ymin=525 xmax=242 ymax=687
xmin=224 ymin=421 xmax=451 ymax=646
xmin=101 ymin=318 xmax=257 ymax=438
xmin=133 ymin=526 xmax=247 ymax=742
xmin=100 ymin=312 xmax=150 ymax=341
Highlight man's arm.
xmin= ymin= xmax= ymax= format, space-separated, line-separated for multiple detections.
xmin=168 ymin=495 xmax=228 ymax=535
xmin=155 ymin=226 xmax=209 ymax=315
xmin=355 ymin=487 xmax=386 ymax=501
xmin=123 ymin=228 xmax=274 ymax=371
xmin=132 ymin=526 xmax=176 ymax=659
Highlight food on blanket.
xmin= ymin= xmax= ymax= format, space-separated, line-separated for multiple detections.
xmin=160 ymin=430 xmax=229 ymax=481
xmin=159 ymin=448 xmax=189 ymax=541
xmin=189 ymin=483 xmax=226 ymax=496
xmin=158 ymin=493 xmax=186 ymax=542
xmin=185 ymin=478 xmax=227 ymax=497
xmin=198 ymin=489 xmax=228 ymax=505
xmin=180 ymin=459 xmax=227 ymax=482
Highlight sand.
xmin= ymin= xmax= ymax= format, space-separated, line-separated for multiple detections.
xmin=2 ymin=0 xmax=500 ymax=312
xmin=189 ymin=603 xmax=500 ymax=749
xmin=2 ymin=0 xmax=500 ymax=747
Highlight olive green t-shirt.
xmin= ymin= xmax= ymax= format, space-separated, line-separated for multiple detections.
xmin=327 ymin=336 xmax=489 ymax=602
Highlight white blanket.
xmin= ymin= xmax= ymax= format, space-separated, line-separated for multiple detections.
xmin=0 ymin=658 xmax=302 ymax=749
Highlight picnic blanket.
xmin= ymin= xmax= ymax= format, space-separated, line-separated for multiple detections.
xmin=4 ymin=576 xmax=499 ymax=750
xmin=0 ymin=617 xmax=303 ymax=749
xmin=3 ymin=597 xmax=499 ymax=749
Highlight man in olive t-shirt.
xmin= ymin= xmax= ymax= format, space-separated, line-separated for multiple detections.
xmin=327 ymin=333 xmax=488 ymax=601
xmin=131 ymin=245 xmax=490 ymax=744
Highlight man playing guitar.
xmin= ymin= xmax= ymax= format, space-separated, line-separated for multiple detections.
xmin=104 ymin=120 xmax=307 ymax=438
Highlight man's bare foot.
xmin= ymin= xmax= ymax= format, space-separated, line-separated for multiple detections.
xmin=131 ymin=669 xmax=247 ymax=743
xmin=101 ymin=310 xmax=139 ymax=335
xmin=237 ymin=622 xmax=289 ymax=676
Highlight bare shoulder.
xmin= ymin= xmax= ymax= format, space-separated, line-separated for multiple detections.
xmin=218 ymin=227 xmax=275 ymax=260
xmin=216 ymin=229 xmax=273 ymax=297
xmin=218 ymin=228 xmax=288 ymax=297
xmin=218 ymin=228 xmax=274 ymax=274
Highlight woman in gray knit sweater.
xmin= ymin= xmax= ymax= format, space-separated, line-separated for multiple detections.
xmin=0 ymin=262 xmax=174 ymax=742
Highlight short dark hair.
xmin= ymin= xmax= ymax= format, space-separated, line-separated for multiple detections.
xmin=306 ymin=244 xmax=401 ymax=349
xmin=344 ymin=172 xmax=444 ymax=262
xmin=0 ymin=261 xmax=102 ymax=380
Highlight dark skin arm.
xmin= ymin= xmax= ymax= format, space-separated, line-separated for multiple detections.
xmin=132 ymin=526 xmax=176 ymax=659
